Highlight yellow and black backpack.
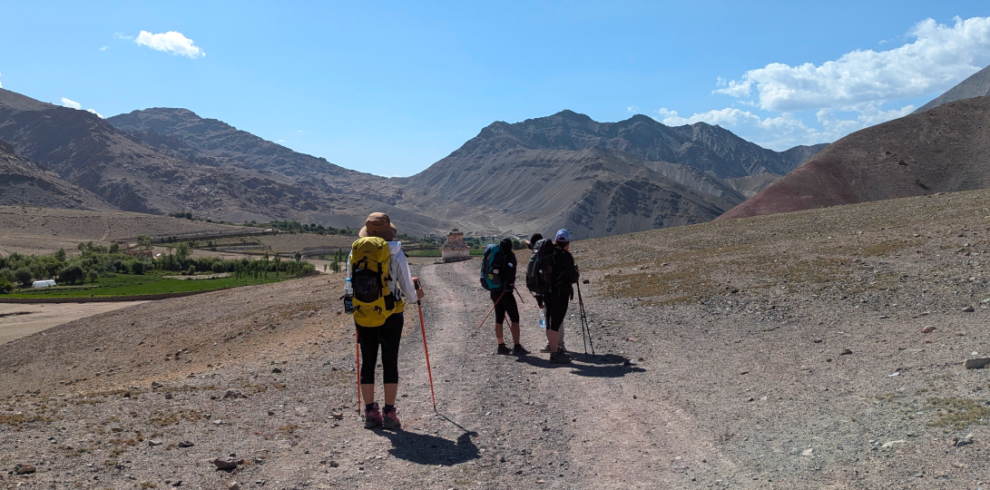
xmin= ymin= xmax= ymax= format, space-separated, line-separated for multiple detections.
xmin=349 ymin=237 xmax=394 ymax=327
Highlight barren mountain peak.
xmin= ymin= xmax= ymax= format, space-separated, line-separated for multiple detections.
xmin=915 ymin=63 xmax=990 ymax=113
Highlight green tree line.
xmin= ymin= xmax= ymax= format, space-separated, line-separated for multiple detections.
xmin=0 ymin=241 xmax=314 ymax=293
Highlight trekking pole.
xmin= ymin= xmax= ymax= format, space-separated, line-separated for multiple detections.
xmin=414 ymin=277 xmax=437 ymax=412
xmin=513 ymin=285 xmax=526 ymax=304
xmin=473 ymin=289 xmax=506 ymax=336
xmin=576 ymin=282 xmax=595 ymax=357
xmin=355 ymin=328 xmax=362 ymax=414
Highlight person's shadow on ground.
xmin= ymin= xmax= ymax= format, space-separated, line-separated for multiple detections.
xmin=379 ymin=428 xmax=479 ymax=466
xmin=514 ymin=352 xmax=645 ymax=378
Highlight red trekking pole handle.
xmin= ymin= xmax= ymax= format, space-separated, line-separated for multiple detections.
xmin=414 ymin=277 xmax=437 ymax=412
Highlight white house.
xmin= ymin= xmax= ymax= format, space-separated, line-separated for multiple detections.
xmin=32 ymin=279 xmax=57 ymax=288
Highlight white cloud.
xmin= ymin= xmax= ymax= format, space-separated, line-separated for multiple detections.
xmin=0 ymin=71 xmax=3 ymax=89
xmin=277 ymin=139 xmax=286 ymax=143
xmin=113 ymin=33 xmax=133 ymax=41
xmin=716 ymin=16 xmax=990 ymax=112
xmin=61 ymin=98 xmax=104 ymax=118
xmin=134 ymin=31 xmax=205 ymax=59
xmin=656 ymin=15 xmax=990 ymax=150
xmin=656 ymin=103 xmax=920 ymax=150
xmin=657 ymin=107 xmax=826 ymax=150
xmin=61 ymin=97 xmax=82 ymax=110
xmin=99 ymin=46 xmax=109 ymax=51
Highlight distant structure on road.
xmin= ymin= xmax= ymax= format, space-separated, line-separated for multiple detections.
xmin=441 ymin=229 xmax=470 ymax=263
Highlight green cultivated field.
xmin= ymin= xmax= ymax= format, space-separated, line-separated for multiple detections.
xmin=5 ymin=273 xmax=286 ymax=299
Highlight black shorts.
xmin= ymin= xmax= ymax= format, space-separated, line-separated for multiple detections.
xmin=544 ymin=293 xmax=568 ymax=332
xmin=356 ymin=313 xmax=403 ymax=385
xmin=491 ymin=290 xmax=519 ymax=324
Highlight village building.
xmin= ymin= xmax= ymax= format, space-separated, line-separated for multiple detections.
xmin=441 ymin=228 xmax=471 ymax=263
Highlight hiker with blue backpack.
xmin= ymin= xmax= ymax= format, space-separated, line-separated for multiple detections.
xmin=526 ymin=229 xmax=579 ymax=364
xmin=346 ymin=212 xmax=424 ymax=430
xmin=480 ymin=238 xmax=530 ymax=355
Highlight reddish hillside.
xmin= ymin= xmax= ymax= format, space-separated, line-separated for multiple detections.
xmin=719 ymin=96 xmax=990 ymax=220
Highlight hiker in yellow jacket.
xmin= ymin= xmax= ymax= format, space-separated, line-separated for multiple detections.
xmin=348 ymin=212 xmax=424 ymax=430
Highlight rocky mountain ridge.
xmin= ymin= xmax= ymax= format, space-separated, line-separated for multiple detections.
xmin=0 ymin=88 xmax=828 ymax=238
xmin=0 ymin=138 xmax=114 ymax=210
xmin=0 ymin=88 xmax=442 ymax=236
xmin=395 ymin=110 xmax=825 ymax=237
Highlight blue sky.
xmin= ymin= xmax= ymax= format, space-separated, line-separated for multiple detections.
xmin=1 ymin=1 xmax=988 ymax=177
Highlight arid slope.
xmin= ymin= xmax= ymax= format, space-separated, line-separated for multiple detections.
xmin=4 ymin=189 xmax=990 ymax=488
xmin=0 ymin=139 xmax=113 ymax=211
xmin=720 ymin=96 xmax=990 ymax=220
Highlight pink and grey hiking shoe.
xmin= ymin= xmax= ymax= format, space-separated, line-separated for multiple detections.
xmin=364 ymin=403 xmax=382 ymax=429
xmin=383 ymin=407 xmax=402 ymax=430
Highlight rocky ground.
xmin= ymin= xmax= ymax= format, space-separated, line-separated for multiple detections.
xmin=3 ymin=189 xmax=990 ymax=488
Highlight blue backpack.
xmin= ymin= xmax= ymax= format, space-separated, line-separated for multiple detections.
xmin=480 ymin=243 xmax=504 ymax=291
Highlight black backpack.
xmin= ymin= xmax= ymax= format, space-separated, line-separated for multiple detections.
xmin=525 ymin=238 xmax=555 ymax=295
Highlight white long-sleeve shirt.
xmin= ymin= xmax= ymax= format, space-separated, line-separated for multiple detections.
xmin=387 ymin=240 xmax=416 ymax=304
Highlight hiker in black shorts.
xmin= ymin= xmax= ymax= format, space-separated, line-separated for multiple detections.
xmin=350 ymin=212 xmax=424 ymax=430
xmin=527 ymin=232 xmax=561 ymax=350
xmin=492 ymin=238 xmax=529 ymax=355
xmin=544 ymin=229 xmax=579 ymax=364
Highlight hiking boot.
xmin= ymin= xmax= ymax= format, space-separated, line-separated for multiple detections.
xmin=549 ymin=352 xmax=572 ymax=364
xmin=496 ymin=344 xmax=512 ymax=355
xmin=364 ymin=403 xmax=382 ymax=429
xmin=539 ymin=343 xmax=551 ymax=353
xmin=382 ymin=407 xmax=401 ymax=430
xmin=512 ymin=344 xmax=530 ymax=355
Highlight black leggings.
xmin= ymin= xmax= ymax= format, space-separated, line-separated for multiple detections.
xmin=357 ymin=313 xmax=404 ymax=385
xmin=491 ymin=290 xmax=519 ymax=324
xmin=544 ymin=294 xmax=568 ymax=332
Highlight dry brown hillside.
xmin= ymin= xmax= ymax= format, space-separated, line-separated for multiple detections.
xmin=4 ymin=189 xmax=990 ymax=488
xmin=0 ymin=206 xmax=256 ymax=256
xmin=0 ymin=139 xmax=113 ymax=211
xmin=721 ymin=95 xmax=990 ymax=221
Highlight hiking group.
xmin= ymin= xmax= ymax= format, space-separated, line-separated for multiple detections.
xmin=480 ymin=229 xmax=580 ymax=364
xmin=343 ymin=212 xmax=581 ymax=430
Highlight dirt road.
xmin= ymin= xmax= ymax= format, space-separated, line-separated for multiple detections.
xmin=355 ymin=259 xmax=725 ymax=489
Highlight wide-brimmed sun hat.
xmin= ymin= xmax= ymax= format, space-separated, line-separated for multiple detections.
xmin=358 ymin=212 xmax=397 ymax=241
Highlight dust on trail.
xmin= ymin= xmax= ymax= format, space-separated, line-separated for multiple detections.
xmin=393 ymin=260 xmax=735 ymax=489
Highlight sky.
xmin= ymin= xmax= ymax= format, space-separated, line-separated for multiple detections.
xmin=1 ymin=1 xmax=989 ymax=177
